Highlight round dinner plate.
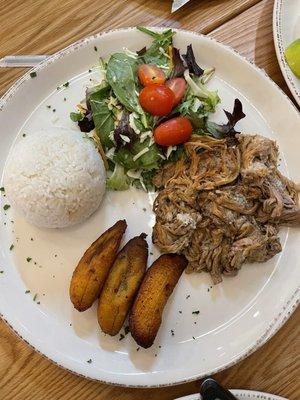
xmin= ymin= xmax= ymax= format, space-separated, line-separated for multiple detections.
xmin=273 ymin=0 xmax=300 ymax=106
xmin=175 ymin=389 xmax=286 ymax=400
xmin=0 ymin=28 xmax=299 ymax=388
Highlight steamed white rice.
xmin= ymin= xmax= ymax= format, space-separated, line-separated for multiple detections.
xmin=4 ymin=129 xmax=106 ymax=228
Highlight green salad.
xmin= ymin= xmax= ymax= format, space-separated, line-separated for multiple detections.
xmin=70 ymin=27 xmax=245 ymax=191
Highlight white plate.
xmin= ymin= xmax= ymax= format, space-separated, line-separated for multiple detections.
xmin=0 ymin=28 xmax=299 ymax=388
xmin=273 ymin=0 xmax=300 ymax=106
xmin=175 ymin=389 xmax=286 ymax=400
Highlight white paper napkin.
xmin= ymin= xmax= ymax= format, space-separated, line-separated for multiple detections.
xmin=172 ymin=0 xmax=191 ymax=12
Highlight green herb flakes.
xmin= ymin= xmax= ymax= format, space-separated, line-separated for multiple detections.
xmin=3 ymin=204 xmax=10 ymax=211
xmin=26 ymin=257 xmax=32 ymax=262
xmin=119 ymin=333 xmax=125 ymax=341
xmin=192 ymin=310 xmax=200 ymax=315
xmin=30 ymin=71 xmax=37 ymax=78
xmin=63 ymin=82 xmax=69 ymax=88
xmin=87 ymin=359 xmax=92 ymax=364
xmin=33 ymin=293 xmax=38 ymax=301
xmin=25 ymin=290 xmax=30 ymax=294
xmin=9 ymin=244 xmax=14 ymax=251
xmin=0 ymin=187 xmax=4 ymax=192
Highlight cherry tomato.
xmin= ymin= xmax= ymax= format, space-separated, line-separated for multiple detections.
xmin=139 ymin=85 xmax=175 ymax=116
xmin=166 ymin=78 xmax=187 ymax=106
xmin=138 ymin=64 xmax=166 ymax=86
xmin=154 ymin=116 xmax=192 ymax=146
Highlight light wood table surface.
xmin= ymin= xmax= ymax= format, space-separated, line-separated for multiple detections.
xmin=0 ymin=0 xmax=299 ymax=399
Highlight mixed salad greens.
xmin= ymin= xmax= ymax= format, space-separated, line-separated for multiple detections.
xmin=70 ymin=27 xmax=245 ymax=191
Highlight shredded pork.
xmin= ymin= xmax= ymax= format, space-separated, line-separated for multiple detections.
xmin=152 ymin=134 xmax=300 ymax=284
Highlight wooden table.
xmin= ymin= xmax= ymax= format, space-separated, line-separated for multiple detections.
xmin=0 ymin=0 xmax=299 ymax=399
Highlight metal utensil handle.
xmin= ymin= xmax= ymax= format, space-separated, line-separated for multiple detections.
xmin=0 ymin=55 xmax=48 ymax=67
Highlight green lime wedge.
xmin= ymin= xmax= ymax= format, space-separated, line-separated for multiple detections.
xmin=284 ymin=39 xmax=300 ymax=78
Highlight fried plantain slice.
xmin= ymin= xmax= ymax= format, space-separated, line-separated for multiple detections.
xmin=97 ymin=234 xmax=148 ymax=336
xmin=129 ymin=253 xmax=187 ymax=348
xmin=69 ymin=220 xmax=127 ymax=311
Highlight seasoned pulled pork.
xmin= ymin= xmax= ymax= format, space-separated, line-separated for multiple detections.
xmin=153 ymin=134 xmax=300 ymax=283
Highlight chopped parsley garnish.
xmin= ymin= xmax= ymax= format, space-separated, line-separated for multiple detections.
xmin=0 ymin=271 xmax=4 ymax=274
xmin=3 ymin=204 xmax=10 ymax=211
xmin=46 ymin=105 xmax=51 ymax=109
xmin=150 ymin=252 xmax=154 ymax=256
xmin=33 ymin=293 xmax=38 ymax=301
xmin=22 ymin=133 xmax=26 ymax=137
xmin=30 ymin=238 xmax=34 ymax=241
xmin=178 ymin=310 xmax=182 ymax=314
xmin=37 ymin=301 xmax=40 ymax=305
xmin=26 ymin=257 xmax=32 ymax=262
xmin=9 ymin=244 xmax=14 ymax=251
xmin=63 ymin=82 xmax=69 ymax=88
xmin=119 ymin=333 xmax=125 ymax=341
xmin=171 ymin=329 xmax=175 ymax=336
xmin=192 ymin=310 xmax=200 ymax=315
xmin=136 ymin=347 xmax=140 ymax=352
xmin=30 ymin=71 xmax=37 ymax=78
xmin=87 ymin=359 xmax=92 ymax=364
xmin=94 ymin=46 xmax=98 ymax=51
xmin=88 ymin=69 xmax=92 ymax=73
xmin=0 ymin=187 xmax=4 ymax=192
xmin=63 ymin=97 xmax=67 ymax=101
xmin=186 ymin=295 xmax=190 ymax=299
xmin=25 ymin=290 xmax=30 ymax=294
xmin=142 ymin=207 xmax=146 ymax=212
xmin=124 ymin=326 xmax=130 ymax=335
xmin=192 ymin=336 xmax=195 ymax=340
xmin=52 ymin=109 xmax=56 ymax=113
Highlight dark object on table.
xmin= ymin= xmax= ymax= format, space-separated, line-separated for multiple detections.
xmin=200 ymin=378 xmax=238 ymax=400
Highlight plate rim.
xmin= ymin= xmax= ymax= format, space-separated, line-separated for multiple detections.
xmin=0 ymin=26 xmax=299 ymax=388
xmin=273 ymin=0 xmax=300 ymax=106
xmin=175 ymin=388 xmax=287 ymax=400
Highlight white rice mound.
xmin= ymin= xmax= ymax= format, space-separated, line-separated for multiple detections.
xmin=4 ymin=129 xmax=106 ymax=228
